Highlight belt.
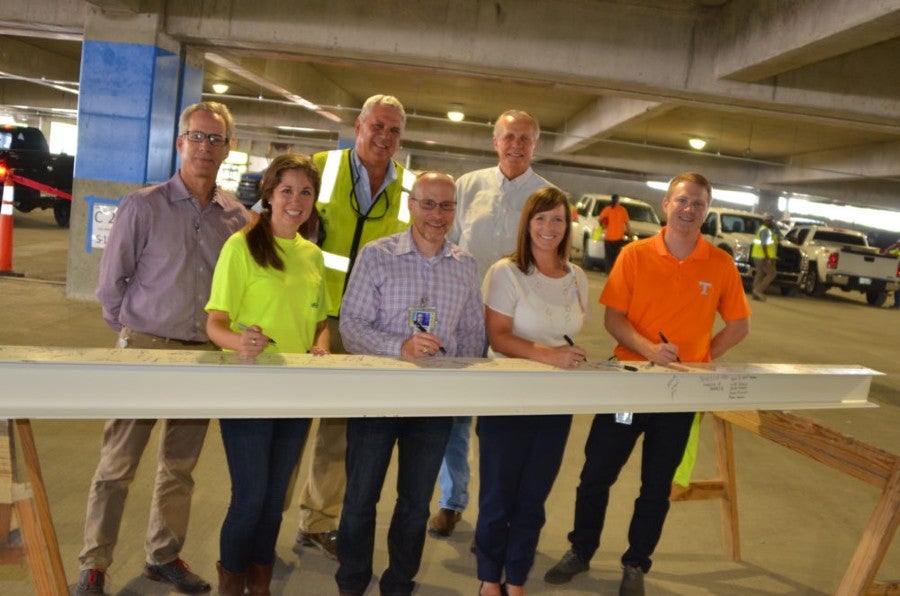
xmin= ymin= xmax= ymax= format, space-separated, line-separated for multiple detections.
xmin=120 ymin=327 xmax=211 ymax=347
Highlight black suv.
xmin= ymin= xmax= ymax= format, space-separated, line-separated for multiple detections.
xmin=0 ymin=125 xmax=74 ymax=227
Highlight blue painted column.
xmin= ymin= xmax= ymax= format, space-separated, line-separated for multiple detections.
xmin=67 ymin=8 xmax=203 ymax=299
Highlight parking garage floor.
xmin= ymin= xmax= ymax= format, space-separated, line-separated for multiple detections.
xmin=0 ymin=209 xmax=897 ymax=595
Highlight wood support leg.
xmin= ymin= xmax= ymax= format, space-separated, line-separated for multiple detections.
xmin=713 ymin=416 xmax=740 ymax=561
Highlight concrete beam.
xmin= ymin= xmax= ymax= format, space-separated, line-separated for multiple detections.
xmin=714 ymin=0 xmax=900 ymax=82
xmin=774 ymin=141 xmax=900 ymax=184
xmin=0 ymin=80 xmax=78 ymax=110
xmin=0 ymin=36 xmax=80 ymax=83
xmin=0 ymin=0 xmax=85 ymax=40
xmin=205 ymin=51 xmax=359 ymax=124
xmin=551 ymin=97 xmax=670 ymax=154
xmin=163 ymin=0 xmax=900 ymax=131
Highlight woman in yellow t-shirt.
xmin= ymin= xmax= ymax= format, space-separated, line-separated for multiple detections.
xmin=206 ymin=154 xmax=329 ymax=594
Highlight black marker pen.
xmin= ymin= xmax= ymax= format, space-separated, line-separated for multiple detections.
xmin=414 ymin=320 xmax=446 ymax=354
xmin=657 ymin=331 xmax=680 ymax=362
xmin=238 ymin=323 xmax=276 ymax=345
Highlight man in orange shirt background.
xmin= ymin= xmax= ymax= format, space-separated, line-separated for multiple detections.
xmin=598 ymin=193 xmax=632 ymax=272
xmin=544 ymin=172 xmax=750 ymax=596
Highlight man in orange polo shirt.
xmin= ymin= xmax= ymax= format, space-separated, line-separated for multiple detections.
xmin=599 ymin=193 xmax=632 ymax=272
xmin=545 ymin=172 xmax=750 ymax=596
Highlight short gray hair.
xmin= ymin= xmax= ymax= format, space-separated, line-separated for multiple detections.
xmin=179 ymin=101 xmax=235 ymax=140
xmin=358 ymin=94 xmax=406 ymax=126
xmin=493 ymin=110 xmax=540 ymax=140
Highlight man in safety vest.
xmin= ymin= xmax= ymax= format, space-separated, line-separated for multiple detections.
xmin=295 ymin=94 xmax=416 ymax=559
xmin=751 ymin=214 xmax=777 ymax=301
xmin=883 ymin=241 xmax=900 ymax=308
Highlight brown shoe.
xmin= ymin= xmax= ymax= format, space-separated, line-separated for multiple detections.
xmin=296 ymin=529 xmax=337 ymax=560
xmin=246 ymin=562 xmax=273 ymax=595
xmin=216 ymin=561 xmax=246 ymax=596
xmin=428 ymin=508 xmax=462 ymax=538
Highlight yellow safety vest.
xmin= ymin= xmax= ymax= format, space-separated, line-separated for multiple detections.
xmin=314 ymin=149 xmax=414 ymax=317
xmin=751 ymin=224 xmax=776 ymax=259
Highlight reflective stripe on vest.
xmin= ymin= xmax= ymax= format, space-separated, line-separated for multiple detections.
xmin=397 ymin=168 xmax=415 ymax=223
xmin=751 ymin=225 xmax=776 ymax=258
xmin=319 ymin=149 xmax=413 ymax=225
xmin=322 ymin=251 xmax=350 ymax=273
xmin=317 ymin=149 xmax=344 ymax=205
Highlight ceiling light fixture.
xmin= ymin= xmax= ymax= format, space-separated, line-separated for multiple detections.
xmin=447 ymin=104 xmax=465 ymax=122
xmin=212 ymin=83 xmax=229 ymax=94
xmin=688 ymin=137 xmax=707 ymax=150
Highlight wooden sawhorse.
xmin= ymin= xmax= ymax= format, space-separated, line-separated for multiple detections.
xmin=0 ymin=420 xmax=69 ymax=594
xmin=671 ymin=410 xmax=898 ymax=595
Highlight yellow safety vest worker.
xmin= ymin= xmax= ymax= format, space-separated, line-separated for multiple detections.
xmin=314 ymin=149 xmax=414 ymax=317
xmin=751 ymin=224 xmax=776 ymax=259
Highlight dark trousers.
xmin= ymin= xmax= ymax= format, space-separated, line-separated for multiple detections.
xmin=604 ymin=239 xmax=627 ymax=272
xmin=336 ymin=416 xmax=452 ymax=596
xmin=476 ymin=415 xmax=572 ymax=586
xmin=219 ymin=418 xmax=310 ymax=572
xmin=568 ymin=412 xmax=694 ymax=573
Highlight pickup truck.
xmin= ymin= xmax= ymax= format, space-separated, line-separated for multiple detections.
xmin=701 ymin=207 xmax=807 ymax=296
xmin=570 ymin=193 xmax=662 ymax=270
xmin=784 ymin=225 xmax=900 ymax=306
xmin=0 ymin=125 xmax=74 ymax=227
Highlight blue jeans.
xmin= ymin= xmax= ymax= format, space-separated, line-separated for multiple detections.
xmin=568 ymin=412 xmax=694 ymax=573
xmin=336 ymin=416 xmax=452 ymax=596
xmin=219 ymin=418 xmax=310 ymax=572
xmin=436 ymin=415 xmax=471 ymax=511
xmin=475 ymin=415 xmax=571 ymax=586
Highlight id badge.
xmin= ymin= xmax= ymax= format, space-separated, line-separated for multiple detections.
xmin=409 ymin=307 xmax=437 ymax=332
xmin=615 ymin=412 xmax=633 ymax=425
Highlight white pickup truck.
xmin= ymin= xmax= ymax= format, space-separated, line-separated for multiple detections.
xmin=569 ymin=194 xmax=662 ymax=271
xmin=700 ymin=207 xmax=807 ymax=296
xmin=785 ymin=225 xmax=900 ymax=306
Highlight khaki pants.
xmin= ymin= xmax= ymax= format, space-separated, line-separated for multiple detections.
xmin=753 ymin=257 xmax=777 ymax=296
xmin=297 ymin=317 xmax=347 ymax=532
xmin=78 ymin=329 xmax=215 ymax=570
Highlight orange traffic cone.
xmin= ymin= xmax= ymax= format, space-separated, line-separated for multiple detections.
xmin=0 ymin=168 xmax=23 ymax=277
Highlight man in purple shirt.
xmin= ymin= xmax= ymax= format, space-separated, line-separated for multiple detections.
xmin=335 ymin=172 xmax=485 ymax=596
xmin=77 ymin=102 xmax=248 ymax=596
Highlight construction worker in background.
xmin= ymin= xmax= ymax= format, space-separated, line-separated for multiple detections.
xmin=883 ymin=240 xmax=900 ymax=308
xmin=751 ymin=214 xmax=778 ymax=301
xmin=599 ymin=194 xmax=631 ymax=273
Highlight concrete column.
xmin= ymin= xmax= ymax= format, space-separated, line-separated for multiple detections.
xmin=66 ymin=5 xmax=202 ymax=299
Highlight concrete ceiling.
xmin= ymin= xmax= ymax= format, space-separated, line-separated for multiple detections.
xmin=1 ymin=0 xmax=899 ymax=212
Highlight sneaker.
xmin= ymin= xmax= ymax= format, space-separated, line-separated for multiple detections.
xmin=142 ymin=558 xmax=210 ymax=593
xmin=428 ymin=508 xmax=462 ymax=538
xmin=751 ymin=290 xmax=766 ymax=302
xmin=543 ymin=549 xmax=589 ymax=584
xmin=619 ymin=565 xmax=645 ymax=596
xmin=296 ymin=529 xmax=338 ymax=560
xmin=76 ymin=568 xmax=106 ymax=595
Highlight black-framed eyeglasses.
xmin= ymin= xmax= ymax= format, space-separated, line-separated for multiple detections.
xmin=410 ymin=196 xmax=456 ymax=212
xmin=181 ymin=130 xmax=229 ymax=147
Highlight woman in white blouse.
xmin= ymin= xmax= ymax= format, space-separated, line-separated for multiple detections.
xmin=475 ymin=187 xmax=590 ymax=596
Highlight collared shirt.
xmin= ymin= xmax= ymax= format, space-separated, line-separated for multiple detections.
xmin=339 ymin=229 xmax=485 ymax=358
xmin=350 ymin=149 xmax=398 ymax=215
xmin=450 ymin=166 xmax=554 ymax=281
xmin=96 ymin=173 xmax=249 ymax=342
xmin=600 ymin=229 xmax=750 ymax=362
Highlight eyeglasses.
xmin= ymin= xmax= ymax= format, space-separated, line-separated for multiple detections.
xmin=181 ymin=130 xmax=229 ymax=147
xmin=410 ymin=197 xmax=456 ymax=212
